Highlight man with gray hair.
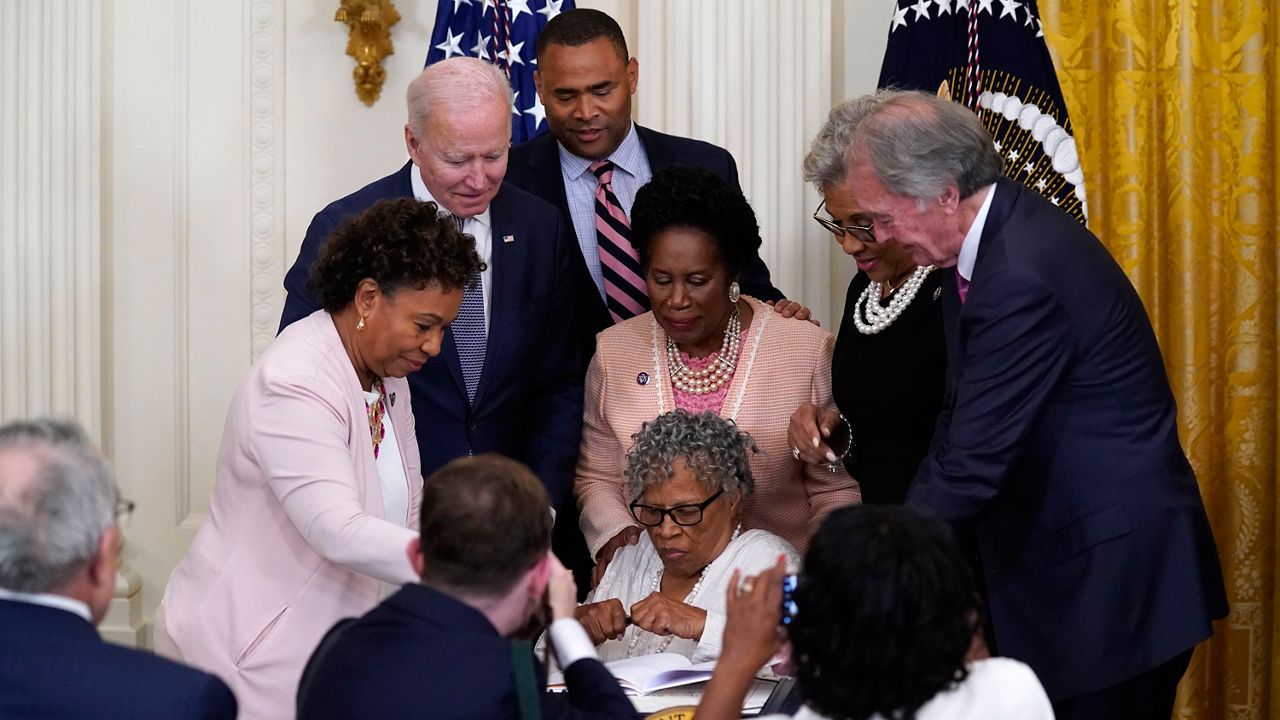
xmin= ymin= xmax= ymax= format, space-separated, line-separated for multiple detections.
xmin=279 ymin=57 xmax=589 ymax=513
xmin=0 ymin=418 xmax=236 ymax=719
xmin=844 ymin=89 xmax=1226 ymax=718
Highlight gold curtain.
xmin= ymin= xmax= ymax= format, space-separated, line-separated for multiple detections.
xmin=1039 ymin=2 xmax=1279 ymax=718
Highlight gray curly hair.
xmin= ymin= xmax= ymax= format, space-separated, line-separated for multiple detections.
xmin=802 ymin=95 xmax=882 ymax=191
xmin=624 ymin=410 xmax=757 ymax=502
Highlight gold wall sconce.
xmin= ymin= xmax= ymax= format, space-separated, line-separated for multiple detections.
xmin=335 ymin=0 xmax=401 ymax=106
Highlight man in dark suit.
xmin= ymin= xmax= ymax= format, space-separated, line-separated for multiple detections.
xmin=844 ymin=90 xmax=1227 ymax=718
xmin=0 ymin=418 xmax=236 ymax=720
xmin=507 ymin=7 xmax=808 ymax=339
xmin=280 ymin=57 xmax=586 ymax=505
xmin=296 ymin=454 xmax=638 ymax=720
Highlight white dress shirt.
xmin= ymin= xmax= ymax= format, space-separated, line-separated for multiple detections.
xmin=956 ymin=183 xmax=997 ymax=282
xmin=410 ymin=165 xmax=493 ymax=330
xmin=0 ymin=587 xmax=93 ymax=623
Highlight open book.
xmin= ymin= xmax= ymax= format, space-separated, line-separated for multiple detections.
xmin=547 ymin=653 xmax=717 ymax=696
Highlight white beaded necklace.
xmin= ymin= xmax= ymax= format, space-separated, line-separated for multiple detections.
xmin=665 ymin=305 xmax=742 ymax=395
xmin=624 ymin=523 xmax=742 ymax=657
xmin=852 ymin=265 xmax=935 ymax=335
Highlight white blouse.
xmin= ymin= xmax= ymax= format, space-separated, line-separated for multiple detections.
xmin=588 ymin=528 xmax=800 ymax=663
xmin=758 ymin=657 xmax=1054 ymax=720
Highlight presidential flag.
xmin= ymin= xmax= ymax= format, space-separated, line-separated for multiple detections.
xmin=878 ymin=0 xmax=1086 ymax=223
xmin=426 ymin=0 xmax=575 ymax=144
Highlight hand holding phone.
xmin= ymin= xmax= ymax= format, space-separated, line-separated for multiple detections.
xmin=780 ymin=574 xmax=799 ymax=625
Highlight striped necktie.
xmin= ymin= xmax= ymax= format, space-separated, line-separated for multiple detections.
xmin=451 ymin=215 xmax=486 ymax=402
xmin=590 ymin=160 xmax=649 ymax=323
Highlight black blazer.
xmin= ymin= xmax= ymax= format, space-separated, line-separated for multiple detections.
xmin=280 ymin=164 xmax=587 ymax=504
xmin=296 ymin=584 xmax=639 ymax=720
xmin=0 ymin=599 xmax=236 ymax=719
xmin=907 ymin=178 xmax=1227 ymax=700
xmin=506 ymin=124 xmax=786 ymax=340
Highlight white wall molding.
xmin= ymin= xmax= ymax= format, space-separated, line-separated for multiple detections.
xmin=249 ymin=0 xmax=286 ymax=360
xmin=0 ymin=0 xmax=104 ymax=438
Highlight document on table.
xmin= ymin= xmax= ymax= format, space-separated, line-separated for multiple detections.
xmin=627 ymin=678 xmax=777 ymax=715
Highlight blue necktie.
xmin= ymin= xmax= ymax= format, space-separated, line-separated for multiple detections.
xmin=451 ymin=215 xmax=486 ymax=403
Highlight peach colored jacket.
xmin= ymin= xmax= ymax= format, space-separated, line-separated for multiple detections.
xmin=576 ymin=297 xmax=860 ymax=557
xmin=156 ymin=311 xmax=422 ymax=720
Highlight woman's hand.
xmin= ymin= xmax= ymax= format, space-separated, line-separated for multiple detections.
xmin=574 ymin=598 xmax=629 ymax=646
xmin=592 ymin=526 xmax=641 ymax=588
xmin=767 ymin=299 xmax=818 ymax=326
xmin=630 ymin=592 xmax=708 ymax=641
xmin=695 ymin=557 xmax=789 ymax=720
xmin=721 ymin=558 xmax=787 ymax=671
xmin=788 ymin=402 xmax=843 ymax=465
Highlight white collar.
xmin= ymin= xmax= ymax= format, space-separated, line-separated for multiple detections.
xmin=0 ymin=587 xmax=93 ymax=623
xmin=956 ymin=183 xmax=997 ymax=282
xmin=409 ymin=163 xmax=492 ymax=229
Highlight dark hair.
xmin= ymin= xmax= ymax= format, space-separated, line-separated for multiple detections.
xmin=630 ymin=165 xmax=762 ymax=280
xmin=417 ymin=454 xmax=552 ymax=597
xmin=535 ymin=8 xmax=628 ymax=63
xmin=789 ymin=505 xmax=979 ymax=720
xmin=309 ymin=197 xmax=485 ymax=313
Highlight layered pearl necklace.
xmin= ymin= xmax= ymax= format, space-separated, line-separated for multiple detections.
xmin=852 ymin=265 xmax=935 ymax=335
xmin=666 ymin=305 xmax=742 ymax=395
xmin=624 ymin=523 xmax=742 ymax=657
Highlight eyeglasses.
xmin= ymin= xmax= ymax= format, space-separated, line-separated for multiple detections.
xmin=813 ymin=199 xmax=877 ymax=244
xmin=629 ymin=488 xmax=724 ymax=527
xmin=115 ymin=498 xmax=136 ymax=525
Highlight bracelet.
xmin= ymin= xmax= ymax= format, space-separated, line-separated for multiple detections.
xmin=826 ymin=412 xmax=855 ymax=471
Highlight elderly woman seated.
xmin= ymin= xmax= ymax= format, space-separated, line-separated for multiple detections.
xmin=573 ymin=409 xmax=799 ymax=662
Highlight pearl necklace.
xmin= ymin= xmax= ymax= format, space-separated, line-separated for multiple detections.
xmin=624 ymin=523 xmax=742 ymax=657
xmin=666 ymin=305 xmax=742 ymax=395
xmin=851 ymin=265 xmax=935 ymax=335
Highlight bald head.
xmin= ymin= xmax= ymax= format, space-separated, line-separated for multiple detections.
xmin=406 ymin=57 xmax=514 ymax=140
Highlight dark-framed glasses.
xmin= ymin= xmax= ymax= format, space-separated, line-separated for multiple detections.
xmin=813 ymin=199 xmax=877 ymax=244
xmin=115 ymin=498 xmax=136 ymax=525
xmin=629 ymin=488 xmax=724 ymax=527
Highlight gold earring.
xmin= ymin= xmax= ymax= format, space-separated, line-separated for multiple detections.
xmin=357 ymin=316 xmax=366 ymax=331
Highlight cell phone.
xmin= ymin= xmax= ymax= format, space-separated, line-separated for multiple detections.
xmin=780 ymin=573 xmax=799 ymax=625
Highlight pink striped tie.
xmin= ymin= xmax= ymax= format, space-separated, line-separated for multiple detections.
xmin=591 ymin=160 xmax=649 ymax=323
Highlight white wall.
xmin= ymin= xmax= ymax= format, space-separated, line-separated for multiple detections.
xmin=0 ymin=0 xmax=892 ymax=640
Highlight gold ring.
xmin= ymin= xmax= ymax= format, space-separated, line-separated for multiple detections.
xmin=741 ymin=580 xmax=755 ymax=594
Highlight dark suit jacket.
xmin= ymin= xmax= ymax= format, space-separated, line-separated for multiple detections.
xmin=296 ymin=584 xmax=638 ymax=720
xmin=907 ymin=178 xmax=1227 ymax=700
xmin=280 ymin=164 xmax=586 ymax=504
xmin=506 ymin=124 xmax=786 ymax=340
xmin=0 ymin=599 xmax=236 ymax=719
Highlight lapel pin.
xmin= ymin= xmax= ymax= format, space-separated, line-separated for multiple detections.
xmin=503 ymin=234 xmax=516 ymax=243
xmin=933 ymin=287 xmax=942 ymax=301
xmin=636 ymin=371 xmax=650 ymax=386
xmin=389 ymin=392 xmax=396 ymax=407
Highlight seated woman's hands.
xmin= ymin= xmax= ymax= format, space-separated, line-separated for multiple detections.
xmin=788 ymin=401 xmax=843 ymax=465
xmin=574 ymin=598 xmax=628 ymax=646
xmin=630 ymin=592 xmax=707 ymax=641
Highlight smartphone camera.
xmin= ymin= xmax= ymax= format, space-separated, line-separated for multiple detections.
xmin=780 ymin=573 xmax=799 ymax=625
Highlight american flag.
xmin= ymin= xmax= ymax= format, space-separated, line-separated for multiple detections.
xmin=426 ymin=0 xmax=575 ymax=144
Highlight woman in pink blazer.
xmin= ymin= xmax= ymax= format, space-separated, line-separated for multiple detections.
xmin=578 ymin=167 xmax=861 ymax=585
xmin=155 ymin=198 xmax=484 ymax=720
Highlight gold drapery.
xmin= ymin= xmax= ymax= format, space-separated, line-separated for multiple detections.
xmin=1040 ymin=3 xmax=1279 ymax=718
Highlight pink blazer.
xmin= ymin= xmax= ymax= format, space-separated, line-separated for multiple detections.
xmin=576 ymin=297 xmax=861 ymax=557
xmin=156 ymin=310 xmax=422 ymax=720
